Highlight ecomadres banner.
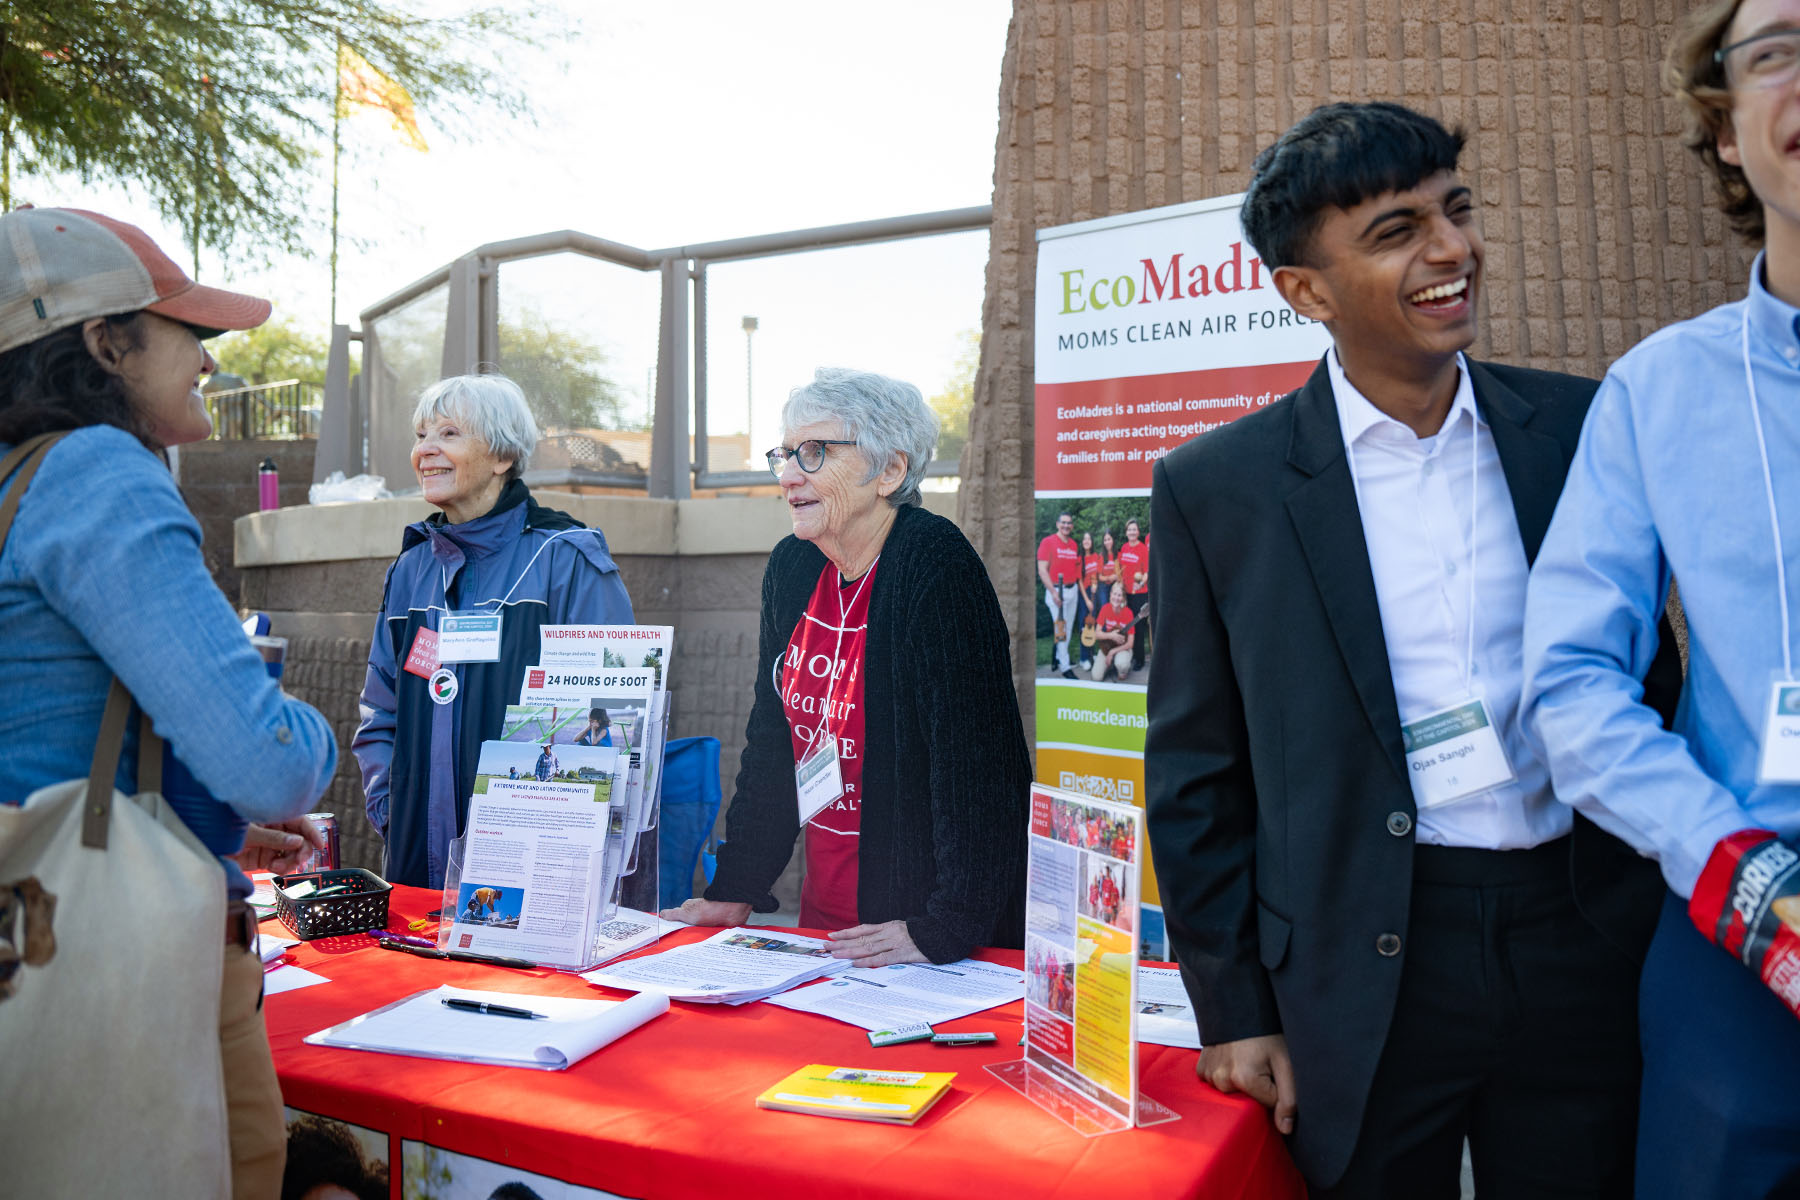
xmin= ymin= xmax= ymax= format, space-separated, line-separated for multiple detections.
xmin=1031 ymin=193 xmax=1332 ymax=954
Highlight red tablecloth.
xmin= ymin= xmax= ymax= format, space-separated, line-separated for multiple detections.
xmin=266 ymin=886 xmax=1304 ymax=1199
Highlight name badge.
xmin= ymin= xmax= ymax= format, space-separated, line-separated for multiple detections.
xmin=438 ymin=610 xmax=503 ymax=663
xmin=1401 ymin=696 xmax=1515 ymax=810
xmin=796 ymin=737 xmax=845 ymax=825
xmin=1758 ymin=679 xmax=1800 ymax=784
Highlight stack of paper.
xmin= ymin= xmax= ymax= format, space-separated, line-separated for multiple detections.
xmin=304 ymin=985 xmax=669 ymax=1070
xmin=765 ymin=959 xmax=1024 ymax=1031
xmin=580 ymin=928 xmax=850 ymax=1004
xmin=756 ymin=1064 xmax=956 ymax=1125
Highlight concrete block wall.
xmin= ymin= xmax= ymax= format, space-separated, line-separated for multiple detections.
xmin=963 ymin=0 xmax=1754 ymax=713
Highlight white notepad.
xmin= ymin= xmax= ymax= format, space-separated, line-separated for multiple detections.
xmin=304 ymin=985 xmax=668 ymax=1070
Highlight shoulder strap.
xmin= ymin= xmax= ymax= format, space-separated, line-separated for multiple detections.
xmin=0 ymin=431 xmax=152 ymax=836
xmin=0 ymin=432 xmax=66 ymax=556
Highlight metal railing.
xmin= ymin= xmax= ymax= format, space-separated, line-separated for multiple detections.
xmin=320 ymin=206 xmax=992 ymax=497
xmin=206 ymin=380 xmax=323 ymax=440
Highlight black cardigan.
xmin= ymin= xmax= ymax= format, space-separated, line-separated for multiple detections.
xmin=704 ymin=503 xmax=1031 ymax=962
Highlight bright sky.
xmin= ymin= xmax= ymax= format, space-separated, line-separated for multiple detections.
xmin=25 ymin=2 xmax=1010 ymax=465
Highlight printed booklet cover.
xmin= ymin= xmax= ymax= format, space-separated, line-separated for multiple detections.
xmin=755 ymin=1065 xmax=955 ymax=1125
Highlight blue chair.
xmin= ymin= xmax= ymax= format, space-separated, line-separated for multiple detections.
xmin=657 ymin=736 xmax=722 ymax=911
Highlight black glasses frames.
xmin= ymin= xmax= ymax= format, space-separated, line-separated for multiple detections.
xmin=766 ymin=439 xmax=857 ymax=478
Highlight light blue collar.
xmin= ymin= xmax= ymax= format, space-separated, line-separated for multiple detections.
xmin=1745 ymin=250 xmax=1800 ymax=359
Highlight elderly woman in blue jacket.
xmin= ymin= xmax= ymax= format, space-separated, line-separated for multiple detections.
xmin=353 ymin=374 xmax=633 ymax=887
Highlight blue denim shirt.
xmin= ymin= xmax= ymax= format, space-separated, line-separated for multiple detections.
xmin=0 ymin=426 xmax=338 ymax=891
xmin=1524 ymin=254 xmax=1800 ymax=896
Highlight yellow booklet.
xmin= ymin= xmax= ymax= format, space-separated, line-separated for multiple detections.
xmin=755 ymin=1064 xmax=955 ymax=1125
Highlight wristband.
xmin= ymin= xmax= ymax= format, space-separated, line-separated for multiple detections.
xmin=1688 ymin=829 xmax=1800 ymax=1020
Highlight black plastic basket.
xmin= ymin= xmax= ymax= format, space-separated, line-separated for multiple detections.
xmin=272 ymin=868 xmax=393 ymax=941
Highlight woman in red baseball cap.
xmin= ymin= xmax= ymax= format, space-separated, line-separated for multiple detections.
xmin=0 ymin=208 xmax=337 ymax=1197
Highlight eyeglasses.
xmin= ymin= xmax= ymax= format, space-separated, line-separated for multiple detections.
xmin=766 ymin=439 xmax=856 ymax=479
xmin=1716 ymin=28 xmax=1800 ymax=89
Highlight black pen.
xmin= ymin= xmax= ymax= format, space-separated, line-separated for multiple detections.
xmin=376 ymin=940 xmax=538 ymax=970
xmin=441 ymin=997 xmax=545 ymax=1020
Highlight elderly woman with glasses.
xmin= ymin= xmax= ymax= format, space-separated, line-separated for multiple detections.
xmin=661 ymin=367 xmax=1030 ymax=965
xmin=353 ymin=373 xmax=633 ymax=889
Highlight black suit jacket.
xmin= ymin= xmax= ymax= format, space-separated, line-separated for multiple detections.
xmin=1143 ymin=356 xmax=1677 ymax=1186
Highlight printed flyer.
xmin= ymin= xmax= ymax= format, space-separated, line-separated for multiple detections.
xmin=447 ymin=738 xmax=622 ymax=968
xmin=1032 ymin=195 xmax=1331 ymax=953
xmin=1019 ymin=782 xmax=1144 ymax=1127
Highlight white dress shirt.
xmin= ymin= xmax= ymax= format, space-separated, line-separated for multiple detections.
xmin=1330 ymin=349 xmax=1569 ymax=849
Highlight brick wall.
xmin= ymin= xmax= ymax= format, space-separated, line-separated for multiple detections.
xmin=963 ymin=0 xmax=1754 ymax=714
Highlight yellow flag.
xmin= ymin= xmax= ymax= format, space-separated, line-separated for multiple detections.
xmin=337 ymin=44 xmax=428 ymax=152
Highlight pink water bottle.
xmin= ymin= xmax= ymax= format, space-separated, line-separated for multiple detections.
xmin=257 ymin=457 xmax=279 ymax=511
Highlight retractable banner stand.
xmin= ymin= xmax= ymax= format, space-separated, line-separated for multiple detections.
xmin=1030 ymin=195 xmax=1332 ymax=959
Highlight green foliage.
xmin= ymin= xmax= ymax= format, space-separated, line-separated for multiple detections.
xmin=209 ymin=316 xmax=331 ymax=384
xmin=927 ymin=326 xmax=979 ymax=464
xmin=498 ymin=309 xmax=635 ymax=433
xmin=0 ymin=0 xmax=540 ymax=262
xmin=1034 ymin=497 xmax=1151 ymax=546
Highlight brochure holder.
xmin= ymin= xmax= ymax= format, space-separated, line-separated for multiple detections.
xmin=437 ymin=626 xmax=675 ymax=972
xmin=989 ymin=782 xmax=1180 ymax=1136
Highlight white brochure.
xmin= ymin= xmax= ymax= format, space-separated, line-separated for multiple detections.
xmin=580 ymin=927 xmax=849 ymax=1004
xmin=765 ymin=958 xmax=1025 ymax=1031
xmin=1135 ymin=965 xmax=1201 ymax=1049
xmin=446 ymin=739 xmax=620 ymax=968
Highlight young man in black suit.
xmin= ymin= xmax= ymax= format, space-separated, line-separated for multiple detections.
xmin=1144 ymin=103 xmax=1679 ymax=1197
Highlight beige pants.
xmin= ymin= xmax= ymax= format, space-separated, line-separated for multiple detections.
xmin=221 ymin=939 xmax=286 ymax=1198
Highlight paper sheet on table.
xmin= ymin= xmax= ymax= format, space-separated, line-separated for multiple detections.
xmin=259 ymin=936 xmax=298 ymax=964
xmin=580 ymin=928 xmax=847 ymax=1002
xmin=304 ymin=985 xmax=669 ymax=1070
xmin=1135 ymin=965 xmax=1201 ymax=1049
xmin=265 ymin=965 xmax=330 ymax=996
xmin=764 ymin=959 xmax=1026 ymax=1030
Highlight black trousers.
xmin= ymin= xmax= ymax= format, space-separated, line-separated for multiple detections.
xmin=1314 ymin=838 xmax=1642 ymax=1200
xmin=1125 ymin=591 xmax=1149 ymax=670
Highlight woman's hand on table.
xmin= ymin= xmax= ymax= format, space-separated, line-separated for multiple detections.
xmin=659 ymin=898 xmax=753 ymax=927
xmin=826 ymin=920 xmax=927 ymax=966
xmin=233 ymin=817 xmax=327 ymax=874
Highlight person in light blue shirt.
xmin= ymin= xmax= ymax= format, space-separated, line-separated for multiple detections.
xmin=0 ymin=206 xmax=337 ymax=1195
xmin=1521 ymin=2 xmax=1800 ymax=1194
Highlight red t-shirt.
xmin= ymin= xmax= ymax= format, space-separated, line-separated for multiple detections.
xmin=782 ymin=560 xmax=878 ymax=932
xmin=1095 ymin=602 xmax=1133 ymax=640
xmin=1117 ymin=541 xmax=1150 ymax=595
xmin=1082 ymin=553 xmax=1102 ymax=587
xmin=1036 ymin=533 xmax=1081 ymax=586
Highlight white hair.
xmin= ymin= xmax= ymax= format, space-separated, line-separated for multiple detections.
xmin=411 ymin=373 xmax=540 ymax=480
xmin=781 ymin=367 xmax=938 ymax=507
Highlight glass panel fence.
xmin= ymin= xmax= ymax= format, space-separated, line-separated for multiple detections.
xmin=365 ymin=284 xmax=449 ymax=493
xmin=699 ymin=228 xmax=988 ymax=484
xmin=497 ymin=253 xmax=662 ymax=484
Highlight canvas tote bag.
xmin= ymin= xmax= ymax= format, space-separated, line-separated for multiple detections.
xmin=0 ymin=432 xmax=231 ymax=1197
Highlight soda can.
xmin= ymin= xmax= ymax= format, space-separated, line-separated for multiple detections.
xmin=306 ymin=812 xmax=341 ymax=871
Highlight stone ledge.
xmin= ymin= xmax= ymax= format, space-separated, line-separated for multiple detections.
xmin=236 ymin=491 xmax=957 ymax=567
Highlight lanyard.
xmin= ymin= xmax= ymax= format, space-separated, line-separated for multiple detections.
xmin=436 ymin=527 xmax=596 ymax=614
xmin=789 ymin=559 xmax=878 ymax=757
xmin=1341 ymin=364 xmax=1481 ymax=694
xmin=1741 ymin=307 xmax=1793 ymax=680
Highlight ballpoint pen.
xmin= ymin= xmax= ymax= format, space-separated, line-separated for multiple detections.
xmin=374 ymin=940 xmax=538 ymax=970
xmin=441 ymin=997 xmax=545 ymax=1020
xmin=367 ymin=928 xmax=438 ymax=949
